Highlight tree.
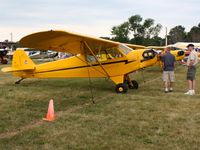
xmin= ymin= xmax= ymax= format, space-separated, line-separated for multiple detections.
xmin=111 ymin=14 xmax=163 ymax=45
xmin=168 ymin=25 xmax=187 ymax=44
xmin=128 ymin=15 xmax=143 ymax=37
xmin=111 ymin=22 xmax=130 ymax=43
xmin=187 ymin=24 xmax=200 ymax=42
xmin=128 ymin=15 xmax=162 ymax=39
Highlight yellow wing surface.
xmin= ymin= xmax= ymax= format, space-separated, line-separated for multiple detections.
xmin=146 ymin=46 xmax=166 ymax=50
xmin=20 ymin=30 xmax=121 ymax=54
xmin=125 ymin=43 xmax=146 ymax=50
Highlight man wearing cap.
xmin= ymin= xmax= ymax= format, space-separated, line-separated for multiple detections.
xmin=161 ymin=47 xmax=176 ymax=93
xmin=185 ymin=44 xmax=199 ymax=95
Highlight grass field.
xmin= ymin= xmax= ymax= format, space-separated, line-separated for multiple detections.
xmin=0 ymin=62 xmax=200 ymax=150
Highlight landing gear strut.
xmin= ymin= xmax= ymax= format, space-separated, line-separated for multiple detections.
xmin=15 ymin=78 xmax=24 ymax=84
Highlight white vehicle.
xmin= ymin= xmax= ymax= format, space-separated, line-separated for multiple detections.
xmin=18 ymin=48 xmax=58 ymax=59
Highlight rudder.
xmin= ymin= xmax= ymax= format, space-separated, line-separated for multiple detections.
xmin=1 ymin=49 xmax=35 ymax=72
xmin=12 ymin=49 xmax=35 ymax=68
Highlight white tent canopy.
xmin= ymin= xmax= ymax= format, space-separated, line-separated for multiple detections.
xmin=172 ymin=42 xmax=200 ymax=49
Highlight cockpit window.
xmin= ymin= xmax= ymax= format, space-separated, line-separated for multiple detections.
xmin=86 ymin=46 xmax=123 ymax=63
xmin=118 ymin=44 xmax=133 ymax=55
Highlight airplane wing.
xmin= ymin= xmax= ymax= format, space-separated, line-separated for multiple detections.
xmin=125 ymin=43 xmax=146 ymax=49
xmin=20 ymin=30 xmax=121 ymax=55
xmin=146 ymin=46 xmax=166 ymax=50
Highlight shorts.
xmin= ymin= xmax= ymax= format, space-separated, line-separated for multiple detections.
xmin=187 ymin=66 xmax=196 ymax=80
xmin=163 ymin=71 xmax=175 ymax=82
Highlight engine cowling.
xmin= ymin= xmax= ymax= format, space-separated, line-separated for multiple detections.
xmin=142 ymin=49 xmax=157 ymax=62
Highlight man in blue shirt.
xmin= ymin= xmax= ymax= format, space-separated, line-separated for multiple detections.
xmin=161 ymin=47 xmax=176 ymax=93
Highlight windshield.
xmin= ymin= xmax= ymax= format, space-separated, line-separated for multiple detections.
xmin=118 ymin=44 xmax=133 ymax=55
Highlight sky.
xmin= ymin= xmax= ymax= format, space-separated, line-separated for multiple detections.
xmin=0 ymin=0 xmax=199 ymax=41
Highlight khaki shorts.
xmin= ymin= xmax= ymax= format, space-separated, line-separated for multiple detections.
xmin=163 ymin=71 xmax=175 ymax=82
xmin=187 ymin=66 xmax=196 ymax=80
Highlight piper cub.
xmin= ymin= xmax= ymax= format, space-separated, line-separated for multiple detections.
xmin=2 ymin=30 xmax=184 ymax=93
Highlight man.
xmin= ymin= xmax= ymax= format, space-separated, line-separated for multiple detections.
xmin=161 ymin=47 xmax=176 ymax=93
xmin=185 ymin=44 xmax=199 ymax=95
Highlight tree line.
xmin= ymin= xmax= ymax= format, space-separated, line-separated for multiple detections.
xmin=109 ymin=14 xmax=200 ymax=46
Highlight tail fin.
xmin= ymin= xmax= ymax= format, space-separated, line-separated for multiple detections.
xmin=2 ymin=49 xmax=35 ymax=72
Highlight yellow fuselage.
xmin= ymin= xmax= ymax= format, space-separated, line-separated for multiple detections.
xmin=12 ymin=49 xmax=158 ymax=84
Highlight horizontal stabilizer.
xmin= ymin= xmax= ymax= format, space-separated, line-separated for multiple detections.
xmin=1 ymin=66 xmax=35 ymax=72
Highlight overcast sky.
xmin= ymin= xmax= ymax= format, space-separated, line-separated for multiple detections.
xmin=0 ymin=0 xmax=199 ymax=41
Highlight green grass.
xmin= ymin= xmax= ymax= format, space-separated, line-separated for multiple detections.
xmin=0 ymin=63 xmax=200 ymax=150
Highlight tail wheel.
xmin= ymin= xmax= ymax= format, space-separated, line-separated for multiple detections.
xmin=128 ymin=80 xmax=139 ymax=89
xmin=115 ymin=83 xmax=128 ymax=94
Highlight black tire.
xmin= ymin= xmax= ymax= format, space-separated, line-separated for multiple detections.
xmin=128 ymin=80 xmax=139 ymax=89
xmin=115 ymin=83 xmax=128 ymax=93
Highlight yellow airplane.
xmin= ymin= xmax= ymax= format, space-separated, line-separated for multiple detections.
xmin=1 ymin=30 xmax=184 ymax=93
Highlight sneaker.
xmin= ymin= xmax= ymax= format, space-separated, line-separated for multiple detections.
xmin=191 ymin=90 xmax=195 ymax=95
xmin=165 ymin=88 xmax=169 ymax=93
xmin=184 ymin=90 xmax=191 ymax=95
xmin=184 ymin=90 xmax=194 ymax=95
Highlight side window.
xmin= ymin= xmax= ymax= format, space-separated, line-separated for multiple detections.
xmin=85 ymin=46 xmax=123 ymax=63
xmin=105 ymin=47 xmax=123 ymax=58
xmin=86 ymin=55 xmax=97 ymax=63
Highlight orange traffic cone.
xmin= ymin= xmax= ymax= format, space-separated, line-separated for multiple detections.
xmin=43 ymin=99 xmax=55 ymax=121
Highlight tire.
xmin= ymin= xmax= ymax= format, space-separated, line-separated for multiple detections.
xmin=115 ymin=83 xmax=128 ymax=94
xmin=128 ymin=80 xmax=139 ymax=89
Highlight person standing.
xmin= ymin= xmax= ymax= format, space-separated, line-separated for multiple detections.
xmin=161 ymin=47 xmax=176 ymax=93
xmin=185 ymin=44 xmax=199 ymax=95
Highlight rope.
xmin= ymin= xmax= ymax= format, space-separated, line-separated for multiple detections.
xmin=87 ymin=67 xmax=95 ymax=104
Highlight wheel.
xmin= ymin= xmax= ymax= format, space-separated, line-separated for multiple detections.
xmin=115 ymin=83 xmax=128 ymax=93
xmin=128 ymin=80 xmax=139 ymax=89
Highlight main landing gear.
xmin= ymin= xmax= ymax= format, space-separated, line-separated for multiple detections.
xmin=128 ymin=80 xmax=139 ymax=89
xmin=115 ymin=80 xmax=139 ymax=94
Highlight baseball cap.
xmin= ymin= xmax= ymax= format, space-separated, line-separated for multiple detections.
xmin=187 ymin=44 xmax=194 ymax=48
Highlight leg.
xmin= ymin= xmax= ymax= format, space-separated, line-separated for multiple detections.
xmin=185 ymin=80 xmax=193 ymax=95
xmin=188 ymin=80 xmax=193 ymax=90
xmin=169 ymin=71 xmax=175 ymax=92
xmin=169 ymin=82 xmax=173 ymax=88
xmin=190 ymin=80 xmax=196 ymax=95
xmin=163 ymin=71 xmax=169 ymax=93
xmin=192 ymin=80 xmax=196 ymax=91
xmin=164 ymin=81 xmax=168 ymax=89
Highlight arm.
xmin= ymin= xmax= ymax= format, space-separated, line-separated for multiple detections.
xmin=189 ymin=60 xmax=195 ymax=66
xmin=160 ymin=55 xmax=165 ymax=70
xmin=173 ymin=56 xmax=176 ymax=70
xmin=188 ymin=53 xmax=195 ymax=66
